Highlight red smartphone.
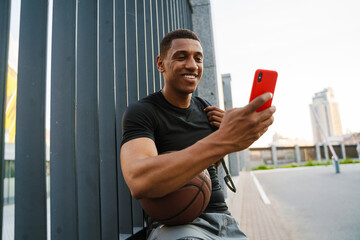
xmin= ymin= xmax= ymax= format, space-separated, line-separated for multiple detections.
xmin=249 ymin=69 xmax=278 ymax=112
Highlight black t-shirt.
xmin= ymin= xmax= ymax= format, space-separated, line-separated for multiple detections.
xmin=121 ymin=91 xmax=228 ymax=213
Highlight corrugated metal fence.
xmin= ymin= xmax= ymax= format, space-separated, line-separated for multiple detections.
xmin=0 ymin=0 xmax=193 ymax=239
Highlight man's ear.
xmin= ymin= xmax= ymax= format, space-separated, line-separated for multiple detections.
xmin=156 ymin=55 xmax=165 ymax=73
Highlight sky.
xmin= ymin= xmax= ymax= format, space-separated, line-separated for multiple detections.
xmin=211 ymin=0 xmax=360 ymax=147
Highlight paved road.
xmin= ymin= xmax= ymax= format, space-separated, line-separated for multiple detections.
xmin=254 ymin=164 xmax=360 ymax=240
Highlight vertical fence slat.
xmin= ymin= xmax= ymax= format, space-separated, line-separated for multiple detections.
xmin=145 ymin=0 xmax=155 ymax=93
xmin=0 ymin=0 xmax=11 ymax=237
xmin=50 ymin=0 xmax=78 ymax=239
xmin=183 ymin=0 xmax=187 ymax=29
xmin=126 ymin=0 xmax=139 ymax=103
xmin=174 ymin=0 xmax=177 ymax=29
xmin=187 ymin=0 xmax=193 ymax=30
xmin=152 ymin=0 xmax=160 ymax=90
xmin=76 ymin=0 xmax=101 ymax=239
xmin=157 ymin=0 xmax=164 ymax=88
xmin=180 ymin=0 xmax=184 ymax=28
xmin=163 ymin=0 xmax=169 ymax=34
xmin=137 ymin=0 xmax=148 ymax=98
xmin=99 ymin=0 xmax=119 ymax=239
xmin=14 ymin=0 xmax=48 ymax=239
xmin=169 ymin=0 xmax=173 ymax=31
xmin=126 ymin=0 xmax=145 ymax=233
xmin=158 ymin=0 xmax=165 ymax=40
xmin=115 ymin=0 xmax=134 ymax=238
xmin=173 ymin=0 xmax=177 ymax=29
xmin=176 ymin=0 xmax=180 ymax=29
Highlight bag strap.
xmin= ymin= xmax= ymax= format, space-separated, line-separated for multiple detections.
xmin=195 ymin=96 xmax=237 ymax=193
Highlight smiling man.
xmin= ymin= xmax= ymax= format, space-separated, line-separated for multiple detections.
xmin=120 ymin=29 xmax=275 ymax=239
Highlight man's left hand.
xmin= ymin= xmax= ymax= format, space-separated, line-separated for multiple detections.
xmin=205 ymin=106 xmax=225 ymax=128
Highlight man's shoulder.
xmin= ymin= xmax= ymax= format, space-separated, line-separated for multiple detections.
xmin=139 ymin=91 xmax=163 ymax=105
xmin=123 ymin=92 xmax=162 ymax=119
xmin=193 ymin=96 xmax=212 ymax=108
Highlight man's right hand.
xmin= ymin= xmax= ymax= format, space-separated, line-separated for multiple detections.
xmin=216 ymin=92 xmax=276 ymax=152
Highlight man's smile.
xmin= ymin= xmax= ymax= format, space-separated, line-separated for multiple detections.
xmin=183 ymin=74 xmax=197 ymax=78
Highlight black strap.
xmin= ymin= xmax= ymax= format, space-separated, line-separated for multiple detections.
xmin=195 ymin=96 xmax=237 ymax=193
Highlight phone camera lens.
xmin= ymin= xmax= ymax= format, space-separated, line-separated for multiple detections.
xmin=258 ymin=72 xmax=263 ymax=82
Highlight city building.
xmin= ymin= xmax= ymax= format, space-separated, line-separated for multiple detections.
xmin=310 ymin=88 xmax=343 ymax=144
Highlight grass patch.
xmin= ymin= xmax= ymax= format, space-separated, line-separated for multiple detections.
xmin=281 ymin=163 xmax=299 ymax=168
xmin=253 ymin=158 xmax=360 ymax=171
xmin=340 ymin=158 xmax=360 ymax=164
xmin=304 ymin=160 xmax=331 ymax=167
xmin=253 ymin=165 xmax=274 ymax=171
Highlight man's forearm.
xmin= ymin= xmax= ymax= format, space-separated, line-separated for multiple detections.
xmin=122 ymin=131 xmax=230 ymax=200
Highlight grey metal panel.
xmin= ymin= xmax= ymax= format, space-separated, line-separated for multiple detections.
xmin=186 ymin=1 xmax=193 ymax=30
xmin=170 ymin=0 xmax=175 ymax=31
xmin=173 ymin=0 xmax=177 ymax=29
xmin=176 ymin=0 xmax=180 ymax=29
xmin=126 ymin=0 xmax=144 ymax=232
xmin=182 ymin=0 xmax=187 ymax=28
xmin=180 ymin=0 xmax=185 ymax=28
xmin=76 ymin=0 xmax=101 ymax=239
xmin=145 ymin=0 xmax=155 ymax=93
xmin=158 ymin=0 xmax=165 ymax=42
xmin=50 ymin=0 xmax=78 ymax=239
xmin=115 ymin=0 xmax=133 ymax=237
xmin=163 ymin=0 xmax=169 ymax=34
xmin=178 ymin=0 xmax=182 ymax=28
xmin=137 ymin=0 xmax=148 ymax=98
xmin=14 ymin=0 xmax=48 ymax=239
xmin=0 ymin=0 xmax=10 ymax=236
xmin=99 ymin=0 xmax=119 ymax=239
xmin=126 ymin=0 xmax=139 ymax=103
xmin=173 ymin=0 xmax=178 ymax=29
xmin=157 ymin=0 xmax=164 ymax=88
xmin=152 ymin=0 xmax=161 ymax=90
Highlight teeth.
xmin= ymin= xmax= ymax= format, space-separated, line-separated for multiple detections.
xmin=184 ymin=75 xmax=196 ymax=79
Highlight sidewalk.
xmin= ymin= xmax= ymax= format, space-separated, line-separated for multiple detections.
xmin=227 ymin=171 xmax=292 ymax=240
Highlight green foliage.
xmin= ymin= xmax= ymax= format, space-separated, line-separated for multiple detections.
xmin=340 ymin=158 xmax=360 ymax=164
xmin=281 ymin=163 xmax=299 ymax=168
xmin=5 ymin=160 xmax=15 ymax=178
xmin=253 ymin=158 xmax=360 ymax=171
xmin=304 ymin=160 xmax=315 ymax=166
xmin=253 ymin=165 xmax=274 ymax=171
xmin=304 ymin=160 xmax=331 ymax=167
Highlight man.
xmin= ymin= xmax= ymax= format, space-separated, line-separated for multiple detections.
xmin=120 ymin=29 xmax=275 ymax=239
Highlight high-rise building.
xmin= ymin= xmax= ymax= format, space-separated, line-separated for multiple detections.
xmin=310 ymin=88 xmax=343 ymax=144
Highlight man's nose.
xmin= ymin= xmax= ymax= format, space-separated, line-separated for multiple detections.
xmin=185 ymin=58 xmax=198 ymax=70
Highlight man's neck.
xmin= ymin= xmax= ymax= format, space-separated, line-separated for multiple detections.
xmin=161 ymin=88 xmax=192 ymax=108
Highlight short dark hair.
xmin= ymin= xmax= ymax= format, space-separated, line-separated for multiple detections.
xmin=160 ymin=29 xmax=201 ymax=58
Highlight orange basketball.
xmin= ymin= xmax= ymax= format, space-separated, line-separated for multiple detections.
xmin=139 ymin=169 xmax=212 ymax=226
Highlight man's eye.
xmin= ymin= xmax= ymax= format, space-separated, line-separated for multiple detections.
xmin=195 ymin=57 xmax=203 ymax=62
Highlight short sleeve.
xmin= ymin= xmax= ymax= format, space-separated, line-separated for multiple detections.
xmin=121 ymin=102 xmax=157 ymax=146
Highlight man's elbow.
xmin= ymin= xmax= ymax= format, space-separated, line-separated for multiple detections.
xmin=125 ymin=176 xmax=149 ymax=200
xmin=127 ymin=180 xmax=165 ymax=200
xmin=129 ymin=185 xmax=145 ymax=200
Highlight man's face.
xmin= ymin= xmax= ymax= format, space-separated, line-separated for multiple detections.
xmin=157 ymin=38 xmax=203 ymax=95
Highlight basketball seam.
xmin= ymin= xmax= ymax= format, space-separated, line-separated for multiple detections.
xmin=159 ymin=175 xmax=207 ymax=223
xmin=197 ymin=172 xmax=211 ymax=191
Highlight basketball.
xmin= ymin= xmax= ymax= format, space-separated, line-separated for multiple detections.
xmin=139 ymin=169 xmax=212 ymax=226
